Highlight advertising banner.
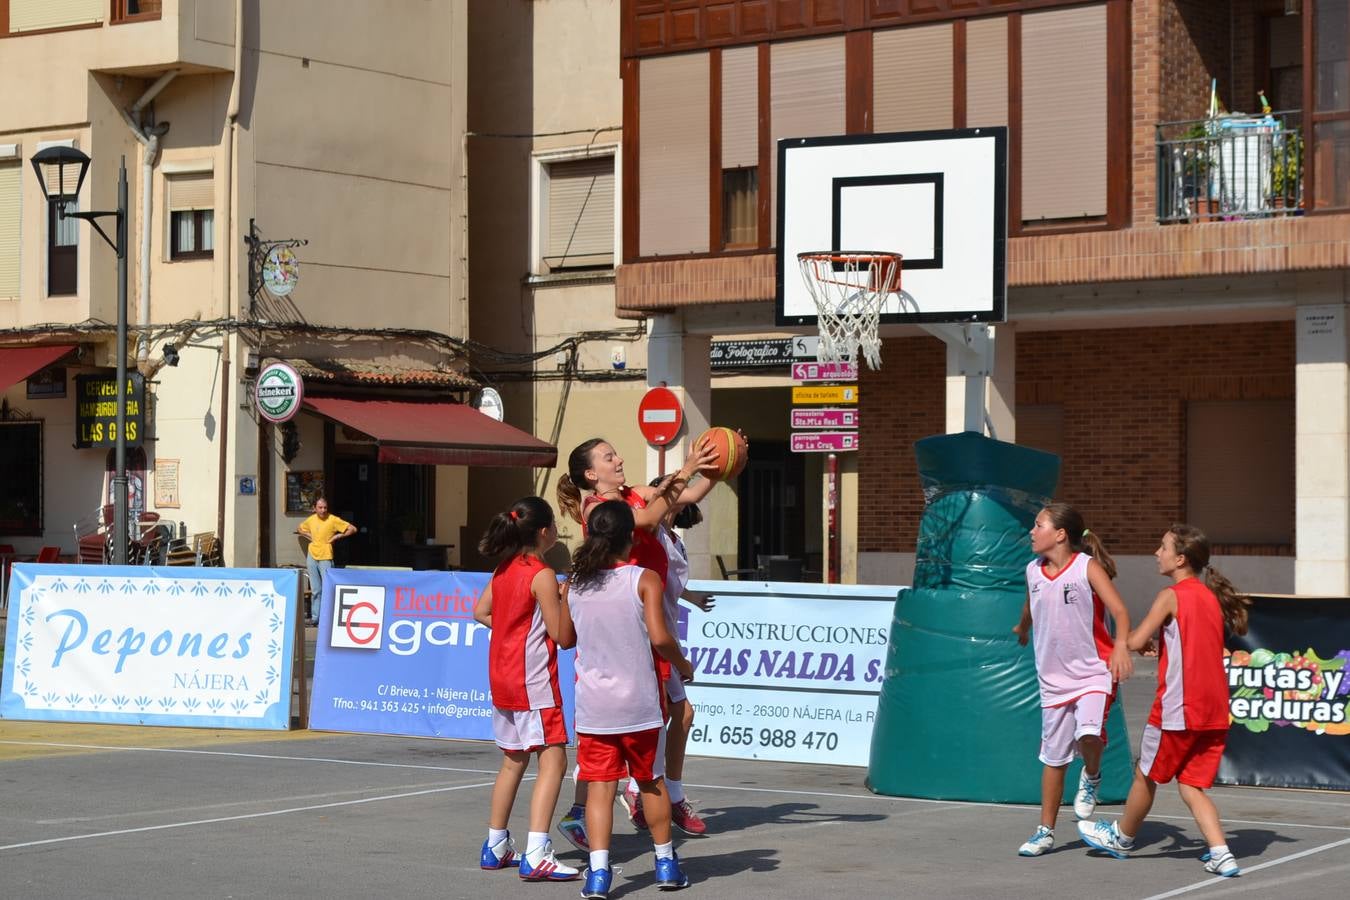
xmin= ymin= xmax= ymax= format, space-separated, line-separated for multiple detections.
xmin=1 ymin=564 xmax=298 ymax=730
xmin=678 ymin=580 xmax=896 ymax=767
xmin=309 ymin=569 xmax=576 ymax=740
xmin=1217 ymin=595 xmax=1350 ymax=791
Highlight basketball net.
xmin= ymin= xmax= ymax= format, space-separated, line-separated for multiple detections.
xmin=796 ymin=252 xmax=902 ymax=370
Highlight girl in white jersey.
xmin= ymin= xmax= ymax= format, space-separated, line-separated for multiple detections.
xmin=561 ymin=500 xmax=694 ymax=899
xmin=1012 ymin=502 xmax=1133 ymax=857
xmin=620 ymin=487 xmax=716 ymax=836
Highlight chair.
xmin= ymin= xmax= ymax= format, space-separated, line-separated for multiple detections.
xmin=715 ymin=554 xmax=757 ymax=581
xmin=762 ymin=554 xmax=804 ymax=582
xmin=165 ymin=532 xmax=220 ymax=567
xmin=36 ymin=546 xmax=62 ymax=563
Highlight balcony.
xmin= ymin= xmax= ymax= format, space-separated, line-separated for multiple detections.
xmin=1156 ymin=112 xmax=1304 ymax=224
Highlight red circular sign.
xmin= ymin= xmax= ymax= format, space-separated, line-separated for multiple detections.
xmin=637 ymin=387 xmax=683 ymax=446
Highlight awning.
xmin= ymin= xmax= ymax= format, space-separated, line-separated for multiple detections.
xmin=0 ymin=345 xmax=75 ymax=392
xmin=304 ymin=397 xmax=557 ymax=468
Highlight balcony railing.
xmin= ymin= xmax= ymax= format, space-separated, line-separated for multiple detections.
xmin=1156 ymin=111 xmax=1303 ymax=224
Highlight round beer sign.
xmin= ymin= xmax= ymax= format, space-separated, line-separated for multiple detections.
xmin=255 ymin=362 xmax=304 ymax=424
xmin=262 ymin=246 xmax=301 ymax=297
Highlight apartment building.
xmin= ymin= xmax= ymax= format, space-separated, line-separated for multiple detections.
xmin=609 ymin=0 xmax=1350 ymax=599
xmin=0 ymin=1 xmax=556 ymax=570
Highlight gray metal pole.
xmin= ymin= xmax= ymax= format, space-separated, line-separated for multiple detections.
xmin=113 ymin=157 xmax=129 ymax=565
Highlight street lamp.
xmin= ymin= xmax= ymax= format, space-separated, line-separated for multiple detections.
xmin=31 ymin=146 xmax=131 ymax=565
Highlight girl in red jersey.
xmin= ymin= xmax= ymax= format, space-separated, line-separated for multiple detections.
xmin=472 ymin=496 xmax=580 ymax=882
xmin=561 ymin=500 xmax=694 ymax=899
xmin=1012 ymin=503 xmax=1133 ymax=858
xmin=1078 ymin=523 xmax=1250 ymax=878
xmin=554 ymin=437 xmax=716 ymax=847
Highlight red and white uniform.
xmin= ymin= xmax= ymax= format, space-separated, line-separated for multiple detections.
xmin=1026 ymin=553 xmax=1113 ymax=707
xmin=655 ymin=526 xmax=690 ymax=703
xmin=583 ymin=487 xmax=669 ymax=586
xmin=570 ymin=565 xmax=665 ymax=735
xmin=487 ymin=555 xmax=562 ymax=712
xmin=1149 ymin=577 xmax=1229 ymax=731
xmin=1139 ymin=577 xmax=1230 ymax=788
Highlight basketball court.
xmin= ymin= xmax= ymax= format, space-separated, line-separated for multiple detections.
xmin=2 ymin=656 xmax=1346 ymax=899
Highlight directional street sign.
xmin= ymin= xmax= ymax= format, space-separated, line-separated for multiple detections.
xmin=790 ymin=408 xmax=859 ymax=429
xmin=790 ymin=431 xmax=860 ymax=453
xmin=791 ymin=385 xmax=859 ymax=405
xmin=791 ymin=361 xmax=858 ymax=382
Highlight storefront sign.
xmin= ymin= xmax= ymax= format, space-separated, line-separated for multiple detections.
xmin=678 ymin=581 xmax=896 ymax=766
xmin=1 ymin=565 xmax=299 ymax=730
xmin=254 ymin=362 xmax=304 ymax=424
xmin=74 ymin=372 xmax=145 ymax=448
xmin=710 ymin=339 xmax=795 ymax=369
xmin=1218 ymin=595 xmax=1350 ymax=791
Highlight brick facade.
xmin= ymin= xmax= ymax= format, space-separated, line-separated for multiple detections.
xmin=858 ymin=320 xmax=1295 ymax=556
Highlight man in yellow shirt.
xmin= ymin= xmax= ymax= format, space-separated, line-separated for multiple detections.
xmin=298 ymin=497 xmax=356 ymax=624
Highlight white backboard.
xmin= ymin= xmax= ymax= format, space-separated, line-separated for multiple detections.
xmin=776 ymin=128 xmax=1007 ymax=326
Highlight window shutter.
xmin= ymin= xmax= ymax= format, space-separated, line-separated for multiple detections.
xmin=546 ymin=156 xmax=614 ymax=268
xmin=770 ymin=37 xmax=846 ymax=239
xmin=639 ymin=52 xmax=711 ymax=257
xmin=9 ymin=0 xmax=103 ymax=32
xmin=0 ymin=163 xmax=20 ymax=298
xmin=168 ymin=173 xmax=214 ymax=212
xmin=1022 ymin=4 xmax=1107 ymax=221
xmin=1187 ymin=400 xmax=1294 ymax=544
xmin=874 ymin=24 xmax=953 ymax=134
xmin=722 ymin=46 xmax=759 ymax=169
xmin=966 ymin=16 xmax=1009 ymax=128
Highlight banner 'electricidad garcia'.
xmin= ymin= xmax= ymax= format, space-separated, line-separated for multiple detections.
xmin=1217 ymin=595 xmax=1350 ymax=791
xmin=74 ymin=372 xmax=145 ymax=448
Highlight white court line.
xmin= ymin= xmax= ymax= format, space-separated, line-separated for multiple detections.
xmin=0 ymin=781 xmax=496 ymax=852
xmin=0 ymin=740 xmax=499 ymax=775
xmin=1141 ymin=835 xmax=1350 ymax=899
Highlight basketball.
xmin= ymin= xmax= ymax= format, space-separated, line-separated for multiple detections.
xmin=697 ymin=426 xmax=748 ymax=480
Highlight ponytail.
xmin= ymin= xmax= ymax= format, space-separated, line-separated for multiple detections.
xmin=1168 ymin=522 xmax=1250 ymax=636
xmin=1040 ymin=502 xmax=1116 ymax=579
xmin=567 ymin=500 xmax=634 ymax=591
xmin=557 ymin=438 xmax=607 ymax=524
xmin=1205 ymin=565 xmax=1250 ymax=636
xmin=478 ymin=496 xmax=555 ymax=561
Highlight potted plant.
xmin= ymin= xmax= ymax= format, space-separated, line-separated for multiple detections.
xmin=1270 ymin=131 xmax=1303 ymax=209
xmin=1179 ymin=123 xmax=1217 ymax=221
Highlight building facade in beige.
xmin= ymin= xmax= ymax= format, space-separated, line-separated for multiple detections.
xmin=0 ymin=1 xmax=546 ymax=579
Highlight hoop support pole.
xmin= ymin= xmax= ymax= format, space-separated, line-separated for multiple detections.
xmin=921 ymin=323 xmax=994 ymax=434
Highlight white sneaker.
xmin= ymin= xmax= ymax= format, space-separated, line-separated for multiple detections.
xmin=1074 ymin=769 xmax=1101 ymax=819
xmin=1077 ymin=819 xmax=1134 ymax=859
xmin=518 ymin=840 xmax=580 ymax=881
xmin=1018 ymin=825 xmax=1054 ymax=857
xmin=1203 ymin=850 xmax=1240 ymax=877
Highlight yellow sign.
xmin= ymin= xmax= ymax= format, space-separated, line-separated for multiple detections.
xmin=792 ymin=385 xmax=859 ymax=405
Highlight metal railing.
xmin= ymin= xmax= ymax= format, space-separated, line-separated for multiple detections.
xmin=1156 ymin=111 xmax=1303 ymax=223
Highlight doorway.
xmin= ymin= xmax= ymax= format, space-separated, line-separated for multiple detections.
xmin=737 ymin=440 xmax=805 ymax=568
xmin=332 ymin=455 xmax=378 ymax=566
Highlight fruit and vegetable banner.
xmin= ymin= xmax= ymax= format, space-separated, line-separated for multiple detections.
xmin=1217 ymin=595 xmax=1350 ymax=791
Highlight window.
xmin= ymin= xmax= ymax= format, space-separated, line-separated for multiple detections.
xmin=5 ymin=0 xmax=102 ymax=33
xmin=1311 ymin=0 xmax=1350 ymax=209
xmin=48 ymin=198 xmax=78 ymax=296
xmin=0 ymin=421 xmax=43 ymax=535
xmin=167 ymin=173 xmax=214 ymax=260
xmin=721 ymin=167 xmax=758 ymax=247
xmin=0 ymin=161 xmax=19 ymax=298
xmin=542 ymin=156 xmax=614 ymax=271
xmin=1186 ymin=400 xmax=1294 ymax=546
xmin=639 ymin=52 xmax=711 ymax=257
xmin=112 ymin=0 xmax=162 ymax=23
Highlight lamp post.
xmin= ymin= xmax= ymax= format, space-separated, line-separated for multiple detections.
xmin=32 ymin=147 xmax=130 ymax=564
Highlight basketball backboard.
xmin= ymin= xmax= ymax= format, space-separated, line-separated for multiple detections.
xmin=776 ymin=127 xmax=1007 ymax=327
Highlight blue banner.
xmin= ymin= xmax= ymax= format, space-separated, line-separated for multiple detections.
xmin=1 ymin=564 xmax=299 ymax=730
xmin=309 ymin=568 xmax=576 ymax=740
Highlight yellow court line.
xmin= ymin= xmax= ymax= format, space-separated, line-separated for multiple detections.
xmin=0 ymin=720 xmax=327 ymax=762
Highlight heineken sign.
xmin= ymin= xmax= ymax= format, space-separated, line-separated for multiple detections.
xmin=255 ymin=362 xmax=304 ymax=424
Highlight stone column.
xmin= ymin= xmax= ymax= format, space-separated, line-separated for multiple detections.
xmin=1295 ymin=304 xmax=1350 ymax=595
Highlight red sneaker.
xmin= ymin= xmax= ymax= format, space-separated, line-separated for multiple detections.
xmin=618 ymin=783 xmax=648 ymax=830
xmin=671 ymin=799 xmax=707 ymax=836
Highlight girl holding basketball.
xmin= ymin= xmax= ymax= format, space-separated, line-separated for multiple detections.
xmin=472 ymin=496 xmax=579 ymax=882
xmin=1012 ymin=502 xmax=1133 ymax=857
xmin=562 ymin=500 xmax=694 ymax=898
xmin=554 ymin=436 xmax=717 ymax=847
xmin=1078 ymin=523 xmax=1249 ymax=878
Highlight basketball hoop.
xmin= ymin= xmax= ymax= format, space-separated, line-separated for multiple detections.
xmin=796 ymin=251 xmax=902 ymax=369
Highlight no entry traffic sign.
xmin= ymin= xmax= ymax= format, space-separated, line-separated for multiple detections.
xmin=638 ymin=386 xmax=683 ymax=446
